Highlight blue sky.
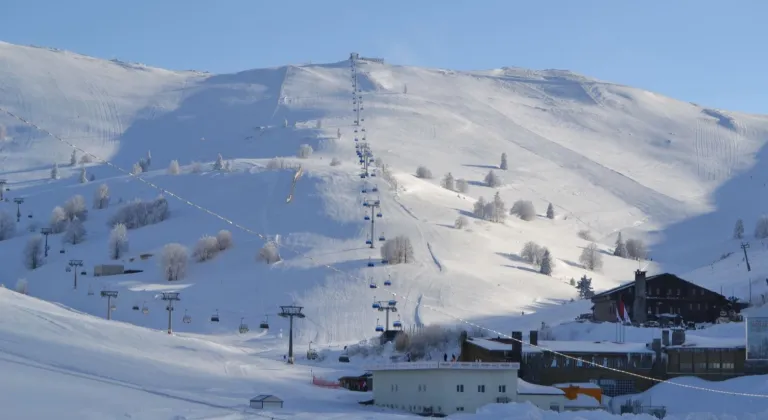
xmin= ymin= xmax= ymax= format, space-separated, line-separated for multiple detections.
xmin=2 ymin=0 xmax=766 ymax=113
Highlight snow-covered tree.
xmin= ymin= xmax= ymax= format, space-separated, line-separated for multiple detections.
xmin=107 ymin=223 xmax=129 ymax=260
xmin=258 ymin=241 xmax=281 ymax=264
xmin=80 ymin=154 xmax=93 ymax=164
xmin=79 ymin=167 xmax=88 ymax=183
xmin=216 ymin=229 xmax=233 ymax=250
xmin=510 ymin=200 xmax=536 ymax=221
xmin=441 ymin=172 xmax=455 ymax=191
xmin=93 ymin=183 xmax=110 ymax=209
xmin=190 ymin=162 xmax=203 ymax=173
xmin=330 ymin=157 xmax=342 ymax=166
xmin=107 ymin=196 xmax=169 ymax=229
xmin=539 ymin=248 xmax=553 ymax=275
xmin=734 ymin=219 xmax=745 ymax=239
xmin=23 ymin=235 xmax=44 ymax=270
xmin=578 ymin=230 xmax=594 ymax=241
xmin=297 ymin=144 xmax=313 ymax=159
xmin=62 ymin=216 xmax=86 ymax=245
xmin=50 ymin=163 xmax=59 ymax=180
xmin=224 ymin=160 xmax=232 ymax=172
xmin=161 ymin=243 xmax=188 ymax=281
xmin=521 ymin=241 xmax=545 ymax=266
xmin=381 ymin=235 xmax=414 ymax=264
xmin=167 ymin=160 xmax=181 ymax=175
xmin=138 ymin=158 xmax=149 ymax=172
xmin=49 ymin=206 xmax=68 ymax=233
xmin=283 ymin=118 xmax=288 ymax=128
xmin=337 ymin=128 xmax=341 ymax=139
xmin=415 ymin=166 xmax=433 ymax=179
xmin=63 ymin=195 xmax=88 ymax=221
xmin=473 ymin=196 xmax=488 ymax=219
xmin=489 ymin=192 xmax=506 ymax=223
xmin=131 ymin=162 xmax=143 ymax=175
xmin=625 ymin=238 xmax=647 ymax=260
xmin=213 ymin=153 xmax=224 ymax=170
xmin=454 ymin=215 xmax=468 ymax=229
xmin=455 ymin=179 xmax=469 ymax=193
xmin=70 ymin=150 xmax=77 ymax=166
xmin=403 ymin=84 xmax=408 ymax=94
xmin=484 ymin=170 xmax=502 ymax=187
xmin=145 ymin=150 xmax=152 ymax=167
xmin=579 ymin=243 xmax=603 ymax=271
xmin=546 ymin=203 xmax=555 ymax=219
xmin=754 ymin=216 xmax=768 ymax=239
xmin=613 ymin=232 xmax=629 ymax=258
xmin=576 ymin=275 xmax=594 ymax=299
xmin=500 ymin=153 xmax=508 ymax=170
xmin=0 ymin=210 xmax=15 ymax=240
xmin=193 ymin=235 xmax=220 ymax=262
xmin=15 ymin=278 xmax=28 ymax=295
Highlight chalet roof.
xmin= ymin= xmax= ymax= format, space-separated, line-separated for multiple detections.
xmin=468 ymin=338 xmax=654 ymax=354
xmin=666 ymin=335 xmax=745 ymax=349
xmin=250 ymin=395 xmax=283 ymax=402
xmin=518 ymin=379 xmax=565 ymax=395
xmin=591 ymin=273 xmax=722 ymax=300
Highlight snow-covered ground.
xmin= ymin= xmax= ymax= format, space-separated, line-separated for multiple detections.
xmin=2 ymin=41 xmax=768 ymax=417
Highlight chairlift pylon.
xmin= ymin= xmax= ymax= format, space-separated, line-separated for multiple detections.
xmin=182 ymin=309 xmax=192 ymax=324
xmin=210 ymin=309 xmax=220 ymax=323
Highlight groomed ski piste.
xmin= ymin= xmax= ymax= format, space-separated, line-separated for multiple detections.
xmin=2 ymin=41 xmax=768 ymax=418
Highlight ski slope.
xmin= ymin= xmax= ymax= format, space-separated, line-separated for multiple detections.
xmin=1 ymin=41 xmax=768 ymax=349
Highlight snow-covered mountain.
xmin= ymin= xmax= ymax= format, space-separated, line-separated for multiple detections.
xmin=2 ymin=40 xmax=768 ymax=345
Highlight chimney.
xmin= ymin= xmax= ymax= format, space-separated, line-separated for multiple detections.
xmin=661 ymin=330 xmax=670 ymax=346
xmin=511 ymin=331 xmax=523 ymax=362
xmin=529 ymin=330 xmax=539 ymax=346
xmin=633 ymin=270 xmax=647 ymax=324
xmin=671 ymin=329 xmax=686 ymax=346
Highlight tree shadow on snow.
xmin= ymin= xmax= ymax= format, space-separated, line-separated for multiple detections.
xmin=560 ymin=259 xmax=584 ymax=269
xmin=462 ymin=164 xmax=498 ymax=170
xmin=496 ymin=252 xmax=527 ymax=264
xmin=503 ymin=264 xmax=541 ymax=275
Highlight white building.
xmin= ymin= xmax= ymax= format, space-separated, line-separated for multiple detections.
xmin=368 ymin=361 xmax=565 ymax=415
xmin=249 ymin=394 xmax=283 ymax=410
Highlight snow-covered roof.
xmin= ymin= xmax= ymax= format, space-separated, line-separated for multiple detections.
xmin=250 ymin=394 xmax=283 ymax=402
xmin=564 ymin=394 xmax=601 ymax=407
xmin=552 ymin=382 xmax=602 ymax=389
xmin=468 ymin=338 xmax=654 ymax=354
xmin=666 ymin=335 xmax=745 ymax=349
xmin=518 ymin=379 xmax=565 ymax=395
xmin=366 ymin=361 xmax=520 ymax=371
xmin=591 ymin=273 xmax=722 ymax=299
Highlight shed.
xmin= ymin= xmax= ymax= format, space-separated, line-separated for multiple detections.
xmin=517 ymin=379 xmax=566 ymax=412
xmin=249 ymin=394 xmax=284 ymax=410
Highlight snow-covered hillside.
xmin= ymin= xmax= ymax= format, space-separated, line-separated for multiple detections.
xmin=2 ymin=40 xmax=768 ymax=347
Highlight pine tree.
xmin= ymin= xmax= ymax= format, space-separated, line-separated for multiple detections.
xmin=734 ymin=219 xmax=745 ymax=239
xmin=442 ymin=172 xmax=455 ymax=191
xmin=539 ymin=248 xmax=553 ymax=275
xmin=146 ymin=150 xmax=152 ymax=167
xmin=79 ymin=167 xmax=88 ymax=183
xmin=614 ymin=232 xmax=629 ymax=258
xmin=213 ymin=153 xmax=224 ymax=171
xmin=576 ymin=275 xmax=594 ymax=299
xmin=70 ymin=150 xmax=77 ymax=166
xmin=50 ymin=163 xmax=59 ymax=180
xmin=491 ymin=192 xmax=506 ymax=223
xmin=500 ymin=152 xmax=508 ymax=170
xmin=546 ymin=203 xmax=555 ymax=219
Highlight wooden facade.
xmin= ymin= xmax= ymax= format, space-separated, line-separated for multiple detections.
xmin=592 ymin=271 xmax=731 ymax=324
xmin=665 ymin=346 xmax=746 ymax=379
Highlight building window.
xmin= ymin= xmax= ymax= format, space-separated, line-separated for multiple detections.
xmin=656 ymin=288 xmax=661 ymax=295
xmin=418 ymin=384 xmax=427 ymax=392
xmin=499 ymin=385 xmax=507 ymax=393
xmin=456 ymin=384 xmax=464 ymax=392
xmin=550 ymin=404 xmax=561 ymax=412
xmin=695 ymin=362 xmax=707 ymax=371
xmin=709 ymin=362 xmax=721 ymax=369
xmin=667 ymin=288 xmax=672 ymax=295
xmin=478 ymin=385 xmax=486 ymax=393
xmin=677 ymin=307 xmax=681 ymax=314
xmin=697 ymin=303 xmax=701 ymax=310
xmin=701 ymin=289 xmax=705 ymax=295
xmin=456 ymin=407 xmax=465 ymax=412
xmin=677 ymin=288 xmax=681 ymax=295
xmin=689 ymin=303 xmax=693 ymax=310
xmin=391 ymin=384 xmax=398 ymax=392
xmin=679 ymin=363 xmax=692 ymax=372
xmin=722 ymin=362 xmax=735 ymax=370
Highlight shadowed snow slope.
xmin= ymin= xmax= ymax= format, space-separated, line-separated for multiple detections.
xmin=2 ymin=42 xmax=768 ymax=346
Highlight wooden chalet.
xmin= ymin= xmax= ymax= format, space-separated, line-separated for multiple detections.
xmin=591 ymin=270 xmax=731 ymax=324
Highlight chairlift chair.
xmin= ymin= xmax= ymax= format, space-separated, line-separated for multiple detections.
xmin=211 ymin=310 xmax=220 ymax=323
xmin=376 ymin=211 xmax=383 ymax=218
xmin=364 ymin=214 xmax=370 ymax=221
xmin=87 ymin=285 xmax=94 ymax=296
xmin=80 ymin=270 xmax=87 ymax=276
xmin=110 ymin=304 xmax=117 ymax=311
xmin=393 ymin=316 xmax=403 ymax=329
xmin=381 ymin=258 xmax=389 ymax=265
xmin=379 ymin=233 xmax=386 ymax=242
xmin=371 ymin=186 xmax=378 ymax=193
xmin=375 ymin=319 xmax=384 ymax=332
xmin=367 ymin=258 xmax=375 ymax=267
xmin=384 ymin=277 xmax=392 ymax=286
xmin=259 ymin=315 xmax=270 ymax=330
xmin=65 ymin=266 xmax=72 ymax=273
xmin=27 ymin=214 xmax=33 ymax=219
xmin=141 ymin=302 xmax=149 ymax=315
xmin=238 ymin=317 xmax=249 ymax=334
xmin=387 ymin=299 xmax=397 ymax=306
xmin=132 ymin=303 xmax=140 ymax=311
xmin=365 ymin=237 xmax=372 ymax=245
xmin=361 ymin=186 xmax=367 ymax=194
xmin=338 ymin=352 xmax=350 ymax=363
xmin=59 ymin=249 xmax=65 ymax=254
xmin=182 ymin=309 xmax=192 ymax=324
xmin=372 ymin=298 xmax=380 ymax=309
xmin=369 ymin=279 xmax=378 ymax=289
xmin=370 ymin=171 xmax=376 ymax=177
xmin=359 ymin=173 xmax=366 ymax=179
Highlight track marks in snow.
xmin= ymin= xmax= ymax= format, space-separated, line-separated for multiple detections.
xmin=427 ymin=243 xmax=443 ymax=272
xmin=695 ymin=114 xmax=740 ymax=182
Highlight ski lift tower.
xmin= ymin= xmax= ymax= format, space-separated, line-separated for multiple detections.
xmin=68 ymin=259 xmax=84 ymax=289
xmin=40 ymin=227 xmax=52 ymax=257
xmin=279 ymin=305 xmax=305 ymax=364
xmin=0 ymin=179 xmax=6 ymax=200
xmin=373 ymin=299 xmax=398 ymax=331
xmin=362 ymin=198 xmax=382 ymax=249
xmin=13 ymin=197 xmax=24 ymax=222
xmin=100 ymin=290 xmax=118 ymax=320
xmin=160 ymin=292 xmax=180 ymax=334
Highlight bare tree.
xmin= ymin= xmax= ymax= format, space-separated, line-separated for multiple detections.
xmin=62 ymin=217 xmax=87 ymax=245
xmin=108 ymin=223 xmax=129 ymax=260
xmin=23 ymin=235 xmax=45 ymax=270
xmin=131 ymin=162 xmax=143 ymax=175
xmin=473 ymin=196 xmax=488 ymax=219
xmin=733 ymin=219 xmax=745 ymax=239
xmin=258 ymin=241 xmax=281 ymax=264
xmin=455 ymin=179 xmax=469 ymax=193
xmin=510 ymin=200 xmax=536 ymax=221
xmin=521 ymin=241 xmax=545 ymax=266
xmin=754 ymin=216 xmax=768 ymax=239
xmin=297 ymin=144 xmax=313 ymax=159
xmin=454 ymin=216 xmax=468 ymax=229
xmin=50 ymin=163 xmax=59 ymax=180
xmin=93 ymin=183 xmax=110 ymax=209
xmin=625 ymin=238 xmax=647 ymax=260
xmin=441 ymin=172 xmax=455 ymax=191
xmin=15 ymin=278 xmax=28 ymax=295
xmin=49 ymin=206 xmax=68 ymax=234
xmin=79 ymin=167 xmax=88 ymax=183
xmin=415 ymin=166 xmax=433 ymax=179
xmin=70 ymin=150 xmax=77 ymax=166
xmin=168 ymin=160 xmax=181 ymax=175
xmin=330 ymin=157 xmax=342 ymax=166
xmin=216 ymin=229 xmax=233 ymax=250
xmin=381 ymin=235 xmax=415 ymax=264
xmin=577 ymin=230 xmax=594 ymax=241
xmin=190 ymin=162 xmax=203 ymax=173
xmin=579 ymin=243 xmax=603 ymax=271
xmin=213 ymin=153 xmax=224 ymax=170
xmin=0 ymin=210 xmax=15 ymax=240
xmin=489 ymin=192 xmax=506 ymax=223
xmin=484 ymin=170 xmax=502 ymax=187
xmin=80 ymin=154 xmax=93 ymax=164
xmin=161 ymin=243 xmax=188 ymax=281
xmin=63 ymin=195 xmax=88 ymax=221
xmin=193 ymin=235 xmax=220 ymax=262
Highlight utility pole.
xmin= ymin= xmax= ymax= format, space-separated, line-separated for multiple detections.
xmin=13 ymin=197 xmax=24 ymax=222
xmin=741 ymin=242 xmax=751 ymax=272
xmin=362 ymin=198 xmax=382 ymax=249
xmin=40 ymin=227 xmax=52 ymax=257
xmin=68 ymin=259 xmax=83 ymax=289
xmin=100 ymin=290 xmax=118 ymax=320
xmin=373 ymin=299 xmax=398 ymax=331
xmin=0 ymin=179 xmax=6 ymax=201
xmin=160 ymin=292 xmax=180 ymax=334
xmin=278 ymin=305 xmax=305 ymax=364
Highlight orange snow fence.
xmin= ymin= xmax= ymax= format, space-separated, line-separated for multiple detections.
xmin=312 ymin=375 xmax=341 ymax=388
